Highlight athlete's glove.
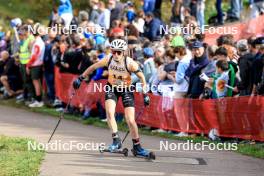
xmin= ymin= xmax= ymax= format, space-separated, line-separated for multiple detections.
xmin=143 ymin=94 xmax=150 ymax=106
xmin=73 ymin=75 xmax=85 ymax=90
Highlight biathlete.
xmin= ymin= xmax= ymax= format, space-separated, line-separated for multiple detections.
xmin=73 ymin=39 xmax=152 ymax=157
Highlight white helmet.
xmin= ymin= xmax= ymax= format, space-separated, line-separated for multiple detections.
xmin=110 ymin=39 xmax=127 ymax=51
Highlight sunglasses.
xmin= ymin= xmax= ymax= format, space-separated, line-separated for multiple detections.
xmin=112 ymin=50 xmax=122 ymax=55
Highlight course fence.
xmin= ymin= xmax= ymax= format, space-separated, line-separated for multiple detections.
xmin=55 ymin=68 xmax=264 ymax=141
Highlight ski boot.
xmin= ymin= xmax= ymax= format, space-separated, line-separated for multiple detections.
xmin=108 ymin=137 xmax=122 ymax=152
xmin=99 ymin=137 xmax=128 ymax=157
xmin=131 ymin=144 xmax=156 ymax=160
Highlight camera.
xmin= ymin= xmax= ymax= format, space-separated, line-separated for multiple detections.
xmin=256 ymin=82 xmax=264 ymax=95
xmin=202 ymin=87 xmax=212 ymax=99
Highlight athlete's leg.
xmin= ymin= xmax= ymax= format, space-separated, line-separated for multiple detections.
xmin=105 ymin=88 xmax=121 ymax=151
xmin=105 ymin=99 xmax=118 ymax=133
xmin=122 ymin=91 xmax=150 ymax=156
xmin=124 ymin=107 xmax=139 ymax=139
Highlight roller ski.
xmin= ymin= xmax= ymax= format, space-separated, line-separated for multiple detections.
xmin=131 ymin=144 xmax=156 ymax=160
xmin=99 ymin=135 xmax=129 ymax=157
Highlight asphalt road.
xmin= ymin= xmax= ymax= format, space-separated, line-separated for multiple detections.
xmin=0 ymin=105 xmax=263 ymax=176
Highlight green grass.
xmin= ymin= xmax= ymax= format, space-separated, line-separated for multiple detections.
xmin=0 ymin=135 xmax=45 ymax=176
xmin=0 ymin=98 xmax=263 ymax=159
xmin=237 ymin=143 xmax=264 ymax=158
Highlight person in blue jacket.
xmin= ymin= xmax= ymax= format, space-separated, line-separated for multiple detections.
xmin=143 ymin=12 xmax=164 ymax=41
xmin=58 ymin=0 xmax=73 ymax=29
xmin=143 ymin=0 xmax=156 ymax=14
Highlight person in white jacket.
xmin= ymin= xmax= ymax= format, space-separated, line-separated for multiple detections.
xmin=171 ymin=36 xmax=191 ymax=99
xmin=26 ymin=24 xmax=45 ymax=108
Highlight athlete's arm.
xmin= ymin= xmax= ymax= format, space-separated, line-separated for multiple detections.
xmin=129 ymin=60 xmax=148 ymax=93
xmin=81 ymin=57 xmax=109 ymax=79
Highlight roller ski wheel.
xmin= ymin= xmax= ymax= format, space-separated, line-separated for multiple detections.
xmin=99 ymin=146 xmax=128 ymax=157
xmin=131 ymin=149 xmax=156 ymax=160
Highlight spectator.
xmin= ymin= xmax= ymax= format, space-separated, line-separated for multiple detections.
xmin=109 ymin=24 xmax=124 ymax=41
xmin=143 ymin=47 xmax=157 ymax=83
xmin=144 ymin=12 xmax=164 ymax=41
xmin=235 ymin=39 xmax=255 ymax=96
xmin=248 ymin=36 xmax=258 ymax=55
xmin=205 ymin=60 xmax=230 ymax=98
xmin=226 ymin=0 xmax=242 ymax=22
xmin=98 ymin=1 xmax=111 ymax=30
xmin=58 ymin=0 xmax=73 ymax=29
xmin=189 ymin=1 xmax=206 ymax=32
xmin=250 ymin=0 xmax=264 ymax=18
xmin=94 ymin=51 xmax=108 ymax=81
xmin=26 ymin=24 xmax=45 ymax=108
xmin=251 ymin=37 xmax=264 ymax=95
xmin=78 ymin=11 xmax=89 ymax=29
xmin=155 ymin=46 xmax=165 ymax=59
xmin=148 ymin=57 xmax=164 ymax=94
xmin=158 ymin=47 xmax=178 ymax=85
xmin=4 ymin=31 xmax=12 ymax=54
xmin=203 ymin=45 xmax=217 ymax=78
xmin=171 ymin=36 xmax=191 ymax=98
xmin=132 ymin=10 xmax=145 ymax=35
xmin=154 ymin=0 xmax=162 ymax=18
xmin=0 ymin=32 xmax=7 ymax=53
xmin=215 ymin=0 xmax=224 ymax=25
xmin=143 ymin=0 xmax=156 ymax=14
xmin=196 ymin=0 xmax=206 ymax=32
xmin=0 ymin=51 xmax=22 ymax=99
xmin=217 ymin=34 xmax=239 ymax=75
xmin=214 ymin=47 xmax=237 ymax=97
xmin=79 ymin=40 xmax=93 ymax=74
xmin=60 ymin=34 xmax=84 ymax=74
xmin=185 ymin=40 xmax=209 ymax=98
xmin=43 ymin=30 xmax=57 ymax=104
xmin=10 ymin=18 xmax=22 ymax=57
xmin=170 ymin=0 xmax=184 ymax=25
xmin=109 ymin=0 xmax=124 ymax=25
xmin=89 ymin=0 xmax=100 ymax=24
xmin=126 ymin=1 xmax=136 ymax=23
xmin=18 ymin=26 xmax=35 ymax=103
xmin=49 ymin=6 xmax=61 ymax=27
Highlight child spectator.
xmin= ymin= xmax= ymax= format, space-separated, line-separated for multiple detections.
xmin=206 ymin=60 xmax=230 ymax=98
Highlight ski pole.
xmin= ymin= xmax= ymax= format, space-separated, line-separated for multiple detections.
xmin=47 ymin=90 xmax=76 ymax=143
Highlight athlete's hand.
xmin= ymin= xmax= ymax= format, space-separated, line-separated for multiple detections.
xmin=143 ymin=94 xmax=150 ymax=106
xmin=73 ymin=75 xmax=85 ymax=90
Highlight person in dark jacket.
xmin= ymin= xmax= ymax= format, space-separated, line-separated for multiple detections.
xmin=60 ymin=35 xmax=84 ymax=74
xmin=109 ymin=0 xmax=124 ymax=25
xmin=252 ymin=37 xmax=264 ymax=95
xmin=185 ymin=40 xmax=209 ymax=98
xmin=43 ymin=30 xmax=57 ymax=103
xmin=143 ymin=12 xmax=164 ymax=41
xmin=0 ymin=51 xmax=22 ymax=98
xmin=235 ymin=40 xmax=255 ymax=96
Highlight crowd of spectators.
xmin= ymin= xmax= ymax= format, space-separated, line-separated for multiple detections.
xmin=0 ymin=0 xmax=263 ymax=138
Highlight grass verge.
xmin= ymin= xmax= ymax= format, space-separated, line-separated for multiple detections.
xmin=0 ymin=135 xmax=45 ymax=176
xmin=0 ymin=99 xmax=263 ymax=159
